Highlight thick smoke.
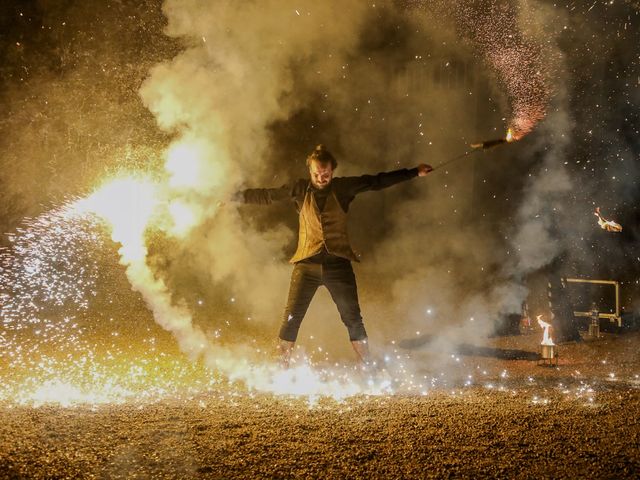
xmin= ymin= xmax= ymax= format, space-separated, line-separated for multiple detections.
xmin=132 ymin=2 xmax=470 ymax=360
xmin=137 ymin=0 xmax=375 ymax=328
xmin=132 ymin=0 xmax=581 ymax=365
xmin=366 ymin=1 xmax=576 ymax=358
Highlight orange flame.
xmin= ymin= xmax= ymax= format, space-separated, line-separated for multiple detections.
xmin=594 ymin=207 xmax=622 ymax=233
xmin=506 ymin=128 xmax=514 ymax=142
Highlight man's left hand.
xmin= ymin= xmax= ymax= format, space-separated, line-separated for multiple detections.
xmin=417 ymin=163 xmax=433 ymax=176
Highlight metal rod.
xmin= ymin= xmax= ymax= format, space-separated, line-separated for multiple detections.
xmin=573 ymin=312 xmax=618 ymax=319
xmin=432 ymin=131 xmax=516 ymax=172
xmin=565 ymin=278 xmax=619 ymax=285
xmin=431 ymin=149 xmax=479 ymax=172
xmin=615 ymin=282 xmax=620 ymax=324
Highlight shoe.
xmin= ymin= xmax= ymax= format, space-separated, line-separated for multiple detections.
xmin=277 ymin=339 xmax=295 ymax=369
xmin=351 ymin=339 xmax=373 ymax=368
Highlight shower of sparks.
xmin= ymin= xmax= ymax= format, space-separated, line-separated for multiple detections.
xmin=1 ymin=3 xmax=637 ymax=415
xmin=0 ymin=171 xmax=632 ymax=408
xmin=404 ymin=1 xmax=551 ymax=139
xmin=1 ymin=201 xmax=100 ymax=322
xmin=454 ymin=1 xmax=550 ymax=139
xmin=0 ymin=161 xmax=632 ymax=407
xmin=0 ymin=176 xmax=421 ymax=406
xmin=0 ymin=202 xmax=101 ymax=384
xmin=0 ymin=194 xmax=220 ymax=406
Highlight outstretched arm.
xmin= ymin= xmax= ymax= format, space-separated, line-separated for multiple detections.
xmin=342 ymin=163 xmax=433 ymax=196
xmin=235 ymin=185 xmax=290 ymax=205
xmin=234 ymin=180 xmax=306 ymax=205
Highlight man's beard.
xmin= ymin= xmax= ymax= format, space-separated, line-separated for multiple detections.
xmin=312 ymin=180 xmax=331 ymax=190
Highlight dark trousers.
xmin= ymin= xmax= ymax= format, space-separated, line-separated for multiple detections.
xmin=279 ymin=255 xmax=367 ymax=342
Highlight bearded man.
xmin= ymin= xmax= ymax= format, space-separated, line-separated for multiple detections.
xmin=238 ymin=145 xmax=432 ymax=367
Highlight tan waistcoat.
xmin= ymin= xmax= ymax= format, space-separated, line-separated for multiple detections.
xmin=289 ymin=189 xmax=358 ymax=263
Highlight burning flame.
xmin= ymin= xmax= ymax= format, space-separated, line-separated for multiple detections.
xmin=536 ymin=315 xmax=554 ymax=346
xmin=506 ymin=128 xmax=514 ymax=142
xmin=75 ymin=177 xmax=159 ymax=262
xmin=74 ymin=176 xmax=211 ymax=361
xmin=166 ymin=142 xmax=204 ymax=189
xmin=470 ymin=128 xmax=517 ymax=150
xmin=594 ymin=207 xmax=622 ymax=233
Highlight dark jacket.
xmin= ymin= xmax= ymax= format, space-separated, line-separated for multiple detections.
xmin=239 ymin=168 xmax=419 ymax=211
xmin=239 ymin=168 xmax=419 ymax=262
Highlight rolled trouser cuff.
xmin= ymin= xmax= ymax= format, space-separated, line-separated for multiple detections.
xmin=278 ymin=328 xmax=299 ymax=343
xmin=347 ymin=324 xmax=368 ymax=342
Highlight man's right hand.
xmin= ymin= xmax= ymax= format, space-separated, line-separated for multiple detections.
xmin=417 ymin=163 xmax=433 ymax=176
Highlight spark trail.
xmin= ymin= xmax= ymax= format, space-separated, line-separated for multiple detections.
xmin=0 ymin=195 xmax=218 ymax=405
xmin=0 ymin=177 xmax=394 ymax=405
xmin=404 ymin=0 xmax=552 ymax=139
xmin=0 ymin=202 xmax=102 ymax=377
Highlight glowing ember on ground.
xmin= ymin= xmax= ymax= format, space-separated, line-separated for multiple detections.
xmin=594 ymin=207 xmax=622 ymax=233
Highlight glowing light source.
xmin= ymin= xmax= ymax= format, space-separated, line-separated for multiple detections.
xmin=536 ymin=315 xmax=554 ymax=346
xmin=506 ymin=128 xmax=514 ymax=142
xmin=470 ymin=129 xmax=517 ymax=150
xmin=166 ymin=142 xmax=205 ymax=189
xmin=75 ymin=177 xmax=159 ymax=262
xmin=168 ymin=199 xmax=201 ymax=237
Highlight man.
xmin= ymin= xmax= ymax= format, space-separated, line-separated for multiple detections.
xmin=238 ymin=144 xmax=433 ymax=367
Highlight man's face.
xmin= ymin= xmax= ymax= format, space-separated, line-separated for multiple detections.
xmin=309 ymin=160 xmax=334 ymax=190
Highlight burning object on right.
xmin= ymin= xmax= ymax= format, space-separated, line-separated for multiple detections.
xmin=594 ymin=207 xmax=622 ymax=233
xmin=536 ymin=315 xmax=558 ymax=367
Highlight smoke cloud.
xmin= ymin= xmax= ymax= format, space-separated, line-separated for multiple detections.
xmin=133 ymin=0 xmax=577 ymax=365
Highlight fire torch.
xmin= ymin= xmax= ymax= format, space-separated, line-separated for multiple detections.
xmin=470 ymin=129 xmax=514 ymax=150
xmin=432 ymin=129 xmax=517 ymax=172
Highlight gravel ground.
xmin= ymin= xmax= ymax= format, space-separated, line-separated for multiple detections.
xmin=1 ymin=332 xmax=639 ymax=479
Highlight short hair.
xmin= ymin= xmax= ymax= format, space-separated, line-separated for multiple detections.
xmin=306 ymin=144 xmax=337 ymax=169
